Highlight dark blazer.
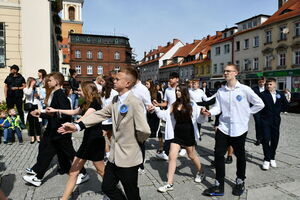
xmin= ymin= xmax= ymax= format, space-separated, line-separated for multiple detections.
xmin=201 ymin=87 xmax=211 ymax=97
xmin=252 ymin=86 xmax=265 ymax=96
xmin=259 ymin=90 xmax=288 ymax=125
xmin=40 ymin=89 xmax=72 ymax=140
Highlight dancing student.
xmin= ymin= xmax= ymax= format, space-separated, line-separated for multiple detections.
xmin=23 ymin=72 xmax=87 ymax=187
xmin=24 ymin=77 xmax=42 ymax=144
xmin=101 ymin=76 xmax=118 ymax=161
xmin=58 ymin=67 xmax=151 ymax=200
xmin=47 ymin=81 xmax=105 ymax=200
xmin=150 ymin=85 xmax=207 ymax=193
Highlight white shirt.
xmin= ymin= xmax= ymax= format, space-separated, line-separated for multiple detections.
xmin=259 ymin=86 xmax=265 ymax=93
xmin=189 ymin=88 xmax=214 ymax=103
xmin=271 ymin=91 xmax=277 ymax=103
xmin=102 ymin=89 xmax=118 ymax=125
xmin=131 ymin=81 xmax=152 ymax=113
xmin=94 ymin=81 xmax=102 ymax=93
xmin=209 ymin=81 xmax=265 ymax=137
xmin=163 ymin=86 xmax=176 ymax=108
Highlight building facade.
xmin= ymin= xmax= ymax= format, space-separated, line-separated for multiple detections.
xmin=260 ymin=0 xmax=300 ymax=91
xmin=138 ymin=39 xmax=184 ymax=82
xmin=69 ymin=33 xmax=132 ymax=82
xmin=0 ymin=0 xmax=62 ymax=100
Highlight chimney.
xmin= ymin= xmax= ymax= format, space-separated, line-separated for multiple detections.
xmin=144 ymin=51 xmax=146 ymax=58
xmin=278 ymin=0 xmax=288 ymax=9
xmin=216 ymin=31 xmax=222 ymax=36
xmin=167 ymin=42 xmax=171 ymax=46
xmin=207 ymin=35 xmax=210 ymax=40
xmin=157 ymin=46 xmax=162 ymax=50
xmin=173 ymin=38 xmax=179 ymax=44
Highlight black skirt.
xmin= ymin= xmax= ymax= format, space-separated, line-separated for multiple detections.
xmin=172 ymin=120 xmax=196 ymax=147
xmin=76 ymin=125 xmax=105 ymax=161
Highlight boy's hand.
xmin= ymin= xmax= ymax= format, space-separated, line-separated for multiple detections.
xmin=31 ymin=110 xmax=41 ymax=117
xmin=58 ymin=123 xmax=77 ymax=134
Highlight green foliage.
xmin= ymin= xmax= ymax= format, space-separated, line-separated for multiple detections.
xmin=0 ymin=101 xmax=7 ymax=111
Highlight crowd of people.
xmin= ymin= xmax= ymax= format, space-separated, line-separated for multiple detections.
xmin=0 ymin=63 xmax=291 ymax=199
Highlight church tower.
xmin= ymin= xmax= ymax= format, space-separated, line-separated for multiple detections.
xmin=61 ymin=0 xmax=84 ymax=38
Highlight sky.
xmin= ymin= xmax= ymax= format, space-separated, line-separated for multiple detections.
xmin=82 ymin=0 xmax=278 ymax=60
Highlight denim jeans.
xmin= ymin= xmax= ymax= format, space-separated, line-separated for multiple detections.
xmin=70 ymin=93 xmax=78 ymax=109
xmin=7 ymin=128 xmax=23 ymax=143
xmin=3 ymin=129 xmax=8 ymax=142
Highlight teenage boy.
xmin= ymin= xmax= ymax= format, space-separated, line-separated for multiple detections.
xmin=252 ymin=76 xmax=266 ymax=146
xmin=260 ymin=78 xmax=288 ymax=170
xmin=58 ymin=68 xmax=151 ymax=200
xmin=202 ymin=64 xmax=264 ymax=196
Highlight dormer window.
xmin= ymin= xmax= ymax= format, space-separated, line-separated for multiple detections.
xmin=68 ymin=6 xmax=75 ymax=21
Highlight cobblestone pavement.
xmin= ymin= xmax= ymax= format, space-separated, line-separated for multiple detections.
xmin=1 ymin=113 xmax=300 ymax=200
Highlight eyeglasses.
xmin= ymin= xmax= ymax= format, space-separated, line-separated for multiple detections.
xmin=223 ymin=70 xmax=236 ymax=73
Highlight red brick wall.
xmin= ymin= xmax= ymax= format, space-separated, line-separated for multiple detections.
xmin=70 ymin=44 xmax=132 ymax=81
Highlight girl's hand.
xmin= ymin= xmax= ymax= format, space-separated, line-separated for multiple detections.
xmin=31 ymin=110 xmax=41 ymax=117
xmin=46 ymin=107 xmax=57 ymax=113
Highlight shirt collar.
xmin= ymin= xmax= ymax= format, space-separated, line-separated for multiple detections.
xmin=225 ymin=81 xmax=241 ymax=91
xmin=118 ymin=90 xmax=130 ymax=104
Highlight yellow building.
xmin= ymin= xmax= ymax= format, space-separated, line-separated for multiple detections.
xmin=260 ymin=0 xmax=300 ymax=91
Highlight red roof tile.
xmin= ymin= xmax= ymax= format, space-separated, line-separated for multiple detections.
xmin=172 ymin=40 xmax=201 ymax=58
xmin=261 ymin=0 xmax=300 ymax=27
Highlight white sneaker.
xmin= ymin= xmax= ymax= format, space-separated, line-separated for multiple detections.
xmin=195 ymin=171 xmax=206 ymax=183
xmin=138 ymin=168 xmax=146 ymax=175
xmin=262 ymin=161 xmax=270 ymax=170
xmin=23 ymin=175 xmax=42 ymax=187
xmin=270 ymin=160 xmax=277 ymax=168
xmin=156 ymin=151 xmax=168 ymax=161
xmin=179 ymin=149 xmax=186 ymax=157
xmin=76 ymin=173 xmax=90 ymax=185
xmin=25 ymin=168 xmax=37 ymax=176
xmin=157 ymin=183 xmax=173 ymax=193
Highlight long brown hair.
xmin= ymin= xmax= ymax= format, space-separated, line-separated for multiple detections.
xmin=80 ymin=81 xmax=102 ymax=113
xmin=26 ymin=77 xmax=36 ymax=88
xmin=101 ymin=76 xmax=114 ymax=99
xmin=146 ymin=79 xmax=157 ymax=101
xmin=172 ymin=85 xmax=192 ymax=122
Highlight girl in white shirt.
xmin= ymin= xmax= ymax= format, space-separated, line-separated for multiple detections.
xmin=23 ymin=77 xmax=42 ymax=143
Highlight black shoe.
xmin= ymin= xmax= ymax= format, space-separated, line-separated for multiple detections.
xmin=57 ymin=168 xmax=68 ymax=175
xmin=232 ymin=180 xmax=245 ymax=196
xmin=203 ymin=185 xmax=224 ymax=196
xmin=225 ymin=156 xmax=233 ymax=164
xmin=30 ymin=141 xmax=35 ymax=144
xmin=254 ymin=140 xmax=261 ymax=146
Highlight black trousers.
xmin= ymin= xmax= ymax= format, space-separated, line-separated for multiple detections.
xmin=261 ymin=121 xmax=280 ymax=161
xmin=214 ymin=129 xmax=247 ymax=185
xmin=139 ymin=142 xmax=146 ymax=170
xmin=253 ymin=113 xmax=263 ymax=142
xmin=163 ymin=139 xmax=171 ymax=156
xmin=32 ymin=134 xmax=86 ymax=179
xmin=102 ymin=162 xmax=140 ymax=200
xmin=27 ymin=105 xmax=41 ymax=137
xmin=6 ymin=97 xmax=24 ymax=123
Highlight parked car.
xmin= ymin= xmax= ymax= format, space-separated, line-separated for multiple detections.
xmin=287 ymin=92 xmax=300 ymax=113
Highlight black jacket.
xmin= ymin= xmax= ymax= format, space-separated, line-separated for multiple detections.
xmin=259 ymin=90 xmax=288 ymax=124
xmin=68 ymin=77 xmax=79 ymax=93
xmin=40 ymin=89 xmax=72 ymax=140
xmin=4 ymin=73 xmax=26 ymax=98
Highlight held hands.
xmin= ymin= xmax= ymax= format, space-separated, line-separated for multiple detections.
xmin=30 ymin=110 xmax=41 ymax=117
xmin=147 ymin=105 xmax=156 ymax=112
xmin=201 ymin=107 xmax=211 ymax=116
xmin=57 ymin=123 xmax=77 ymax=134
xmin=11 ymin=87 xmax=18 ymax=91
xmin=152 ymin=100 xmax=159 ymax=107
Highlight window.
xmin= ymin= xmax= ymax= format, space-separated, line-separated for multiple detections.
xmin=266 ymin=30 xmax=272 ymax=43
xmin=76 ymin=36 xmax=80 ymax=41
xmin=243 ymin=24 xmax=247 ymax=30
xmin=247 ymin=21 xmax=252 ymax=29
xmin=295 ymin=22 xmax=300 ymax=36
xmin=207 ymin=65 xmax=210 ymax=74
xmin=87 ymin=37 xmax=91 ymax=42
xmin=75 ymin=50 xmax=81 ymax=58
xmin=114 ymin=52 xmax=120 ymax=60
xmin=253 ymin=19 xmax=258 ymax=27
xmin=97 ymin=66 xmax=103 ymax=74
xmin=87 ymin=66 xmax=93 ymax=75
xmin=97 ymin=51 xmax=103 ymax=59
xmin=244 ymin=39 xmax=249 ymax=49
xmin=75 ymin=66 xmax=81 ymax=74
xmin=279 ymin=26 xmax=287 ymax=40
xmin=236 ymin=41 xmax=240 ymax=51
xmin=63 ymin=54 xmax=67 ymax=59
xmin=253 ymin=58 xmax=259 ymax=70
xmin=87 ymin=50 xmax=93 ymax=59
xmin=253 ymin=36 xmax=259 ymax=47
xmin=214 ymin=64 xmax=217 ymax=73
xmin=224 ymin=44 xmax=230 ymax=54
xmin=265 ymin=55 xmax=272 ymax=68
xmin=62 ymin=67 xmax=67 ymax=76
xmin=294 ymin=50 xmax=300 ymax=65
xmin=244 ymin=59 xmax=250 ymax=71
xmin=114 ymin=66 xmax=120 ymax=71
xmin=236 ymin=60 xmax=240 ymax=68
xmin=0 ymin=22 xmax=5 ymax=68
xmin=215 ymin=47 xmax=220 ymax=55
xmin=115 ymin=39 xmax=119 ymax=44
xmin=68 ymin=6 xmax=75 ymax=21
xmin=220 ymin=63 xmax=224 ymax=72
xmin=278 ymin=53 xmax=286 ymax=66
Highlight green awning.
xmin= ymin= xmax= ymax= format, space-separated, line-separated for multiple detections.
xmin=263 ymin=69 xmax=300 ymax=77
